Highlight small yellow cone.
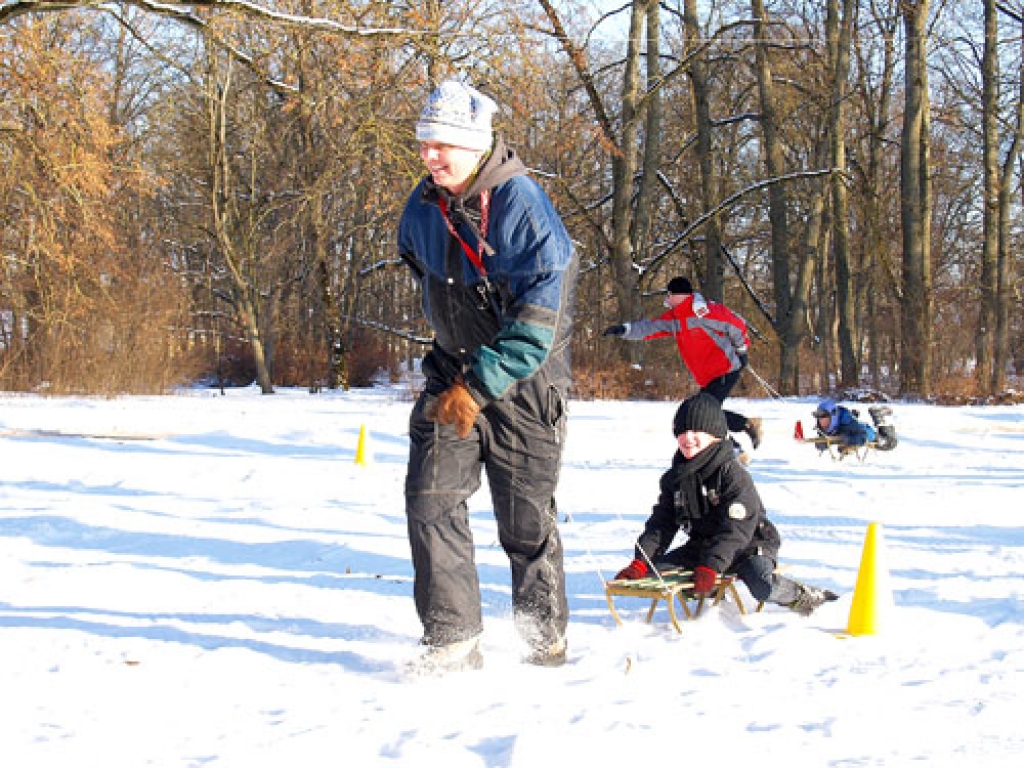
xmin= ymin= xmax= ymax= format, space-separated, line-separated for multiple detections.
xmin=846 ymin=522 xmax=895 ymax=636
xmin=354 ymin=424 xmax=373 ymax=467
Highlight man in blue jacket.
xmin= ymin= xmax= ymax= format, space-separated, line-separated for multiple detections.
xmin=398 ymin=80 xmax=578 ymax=674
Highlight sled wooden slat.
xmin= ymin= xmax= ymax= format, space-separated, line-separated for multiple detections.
xmin=605 ymin=569 xmax=747 ymax=634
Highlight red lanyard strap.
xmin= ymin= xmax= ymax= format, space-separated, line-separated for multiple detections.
xmin=438 ymin=190 xmax=491 ymax=276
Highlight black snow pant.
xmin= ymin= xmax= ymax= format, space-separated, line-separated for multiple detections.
xmin=656 ymin=550 xmax=799 ymax=606
xmin=405 ymin=377 xmax=569 ymax=649
xmin=701 ymin=366 xmax=749 ymax=435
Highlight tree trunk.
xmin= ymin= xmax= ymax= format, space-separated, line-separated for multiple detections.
xmin=856 ymin=4 xmax=898 ymax=391
xmin=683 ymin=0 xmax=725 ymax=299
xmin=633 ymin=0 xmax=661 ymax=279
xmin=789 ymin=180 xmax=828 ymax=394
xmin=829 ymin=0 xmax=858 ymax=389
xmin=607 ymin=1 xmax=649 ymax=364
xmin=977 ymin=0 xmax=999 ymax=395
xmin=899 ymin=0 xmax=933 ymax=398
xmin=987 ymin=7 xmax=1019 ymax=397
xmin=206 ymin=55 xmax=274 ymax=394
xmin=992 ymin=5 xmax=1024 ymax=394
xmin=751 ymin=0 xmax=795 ymax=393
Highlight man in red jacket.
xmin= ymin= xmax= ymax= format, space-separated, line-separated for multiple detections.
xmin=604 ymin=276 xmax=762 ymax=451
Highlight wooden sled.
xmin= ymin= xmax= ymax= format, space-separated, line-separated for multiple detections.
xmin=795 ymin=414 xmax=896 ymax=462
xmin=798 ymin=435 xmax=878 ymax=462
xmin=605 ymin=569 xmax=754 ymax=634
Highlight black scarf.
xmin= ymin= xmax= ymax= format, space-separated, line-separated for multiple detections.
xmin=669 ymin=439 xmax=735 ymax=526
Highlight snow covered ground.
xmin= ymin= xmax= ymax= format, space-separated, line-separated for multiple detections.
xmin=2 ymin=385 xmax=1022 ymax=766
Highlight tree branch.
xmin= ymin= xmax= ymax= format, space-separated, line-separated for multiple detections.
xmin=2 ymin=0 xmax=431 ymax=37
xmin=645 ymin=167 xmax=837 ymax=279
xmin=995 ymin=1 xmax=1024 ymax=24
xmin=341 ymin=315 xmax=432 ymax=346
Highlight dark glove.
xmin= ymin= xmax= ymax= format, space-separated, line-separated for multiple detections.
xmin=738 ymin=352 xmax=748 ymax=368
xmin=693 ymin=565 xmax=718 ymax=595
xmin=613 ymin=559 xmax=648 ymax=581
xmin=602 ymin=324 xmax=626 ymax=337
xmin=814 ymin=429 xmax=829 ymax=452
xmin=425 ymin=380 xmax=481 ymax=439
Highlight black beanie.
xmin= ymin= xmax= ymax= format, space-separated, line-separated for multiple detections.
xmin=673 ymin=393 xmax=728 ymax=438
xmin=666 ymin=276 xmax=693 ymax=295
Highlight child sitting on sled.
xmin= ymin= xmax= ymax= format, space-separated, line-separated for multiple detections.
xmin=612 ymin=393 xmax=838 ymax=616
xmin=813 ymin=399 xmax=898 ymax=451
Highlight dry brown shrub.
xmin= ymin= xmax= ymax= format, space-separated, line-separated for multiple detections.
xmin=929 ymin=375 xmax=1024 ymax=405
xmin=272 ymin=338 xmax=328 ymax=390
xmin=571 ymin=359 xmax=697 ymax=402
xmin=202 ymin=336 xmax=259 ymax=388
xmin=348 ymin=328 xmax=399 ymax=388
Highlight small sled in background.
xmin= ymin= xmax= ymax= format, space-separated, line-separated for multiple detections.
xmin=795 ymin=405 xmax=898 ymax=461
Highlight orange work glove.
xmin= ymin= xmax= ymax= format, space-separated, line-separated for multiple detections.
xmin=428 ymin=380 xmax=481 ymax=439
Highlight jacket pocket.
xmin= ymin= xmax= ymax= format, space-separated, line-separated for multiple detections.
xmin=546 ymin=384 xmax=567 ymax=441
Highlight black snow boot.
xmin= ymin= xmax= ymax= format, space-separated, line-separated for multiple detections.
xmin=787 ymin=583 xmax=840 ymax=616
xmin=745 ymin=417 xmax=764 ymax=450
xmin=869 ymin=406 xmax=898 ymax=451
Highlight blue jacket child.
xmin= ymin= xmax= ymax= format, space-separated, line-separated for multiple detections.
xmin=813 ymin=399 xmax=877 ymax=447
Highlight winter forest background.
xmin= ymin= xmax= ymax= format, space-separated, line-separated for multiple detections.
xmin=2 ymin=0 xmax=1023 ymax=402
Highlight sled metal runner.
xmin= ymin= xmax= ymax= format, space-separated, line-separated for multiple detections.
xmin=800 ymin=436 xmax=878 ymax=462
xmin=605 ymin=569 xmax=751 ymax=633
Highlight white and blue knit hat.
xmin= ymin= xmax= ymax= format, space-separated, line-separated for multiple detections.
xmin=415 ymin=80 xmax=497 ymax=151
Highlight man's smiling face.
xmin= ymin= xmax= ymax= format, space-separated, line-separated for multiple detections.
xmin=419 ymin=141 xmax=485 ymax=195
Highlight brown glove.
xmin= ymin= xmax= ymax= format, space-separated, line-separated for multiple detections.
xmin=427 ymin=380 xmax=481 ymax=439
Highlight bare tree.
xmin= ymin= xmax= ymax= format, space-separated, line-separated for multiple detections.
xmin=977 ymin=0 xmax=1024 ymax=394
xmin=537 ymin=0 xmax=743 ymax=372
xmin=203 ymin=55 xmax=274 ymax=392
xmin=977 ymin=0 xmax=1000 ymax=393
xmin=827 ymin=0 xmax=858 ymax=388
xmin=899 ymin=0 xmax=934 ymax=398
xmin=851 ymin=0 xmax=900 ymax=391
xmin=750 ymin=0 xmax=801 ymax=392
xmin=682 ymin=0 xmax=726 ymax=298
xmin=994 ymin=8 xmax=1024 ymax=394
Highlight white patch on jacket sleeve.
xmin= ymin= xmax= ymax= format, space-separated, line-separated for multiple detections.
xmin=728 ymin=502 xmax=747 ymax=520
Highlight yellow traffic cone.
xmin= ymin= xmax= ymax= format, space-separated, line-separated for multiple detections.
xmin=846 ymin=522 xmax=895 ymax=636
xmin=354 ymin=424 xmax=372 ymax=467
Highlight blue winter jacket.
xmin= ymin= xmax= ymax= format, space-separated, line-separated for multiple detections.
xmin=825 ymin=406 xmax=877 ymax=446
xmin=397 ymin=137 xmax=577 ymax=403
